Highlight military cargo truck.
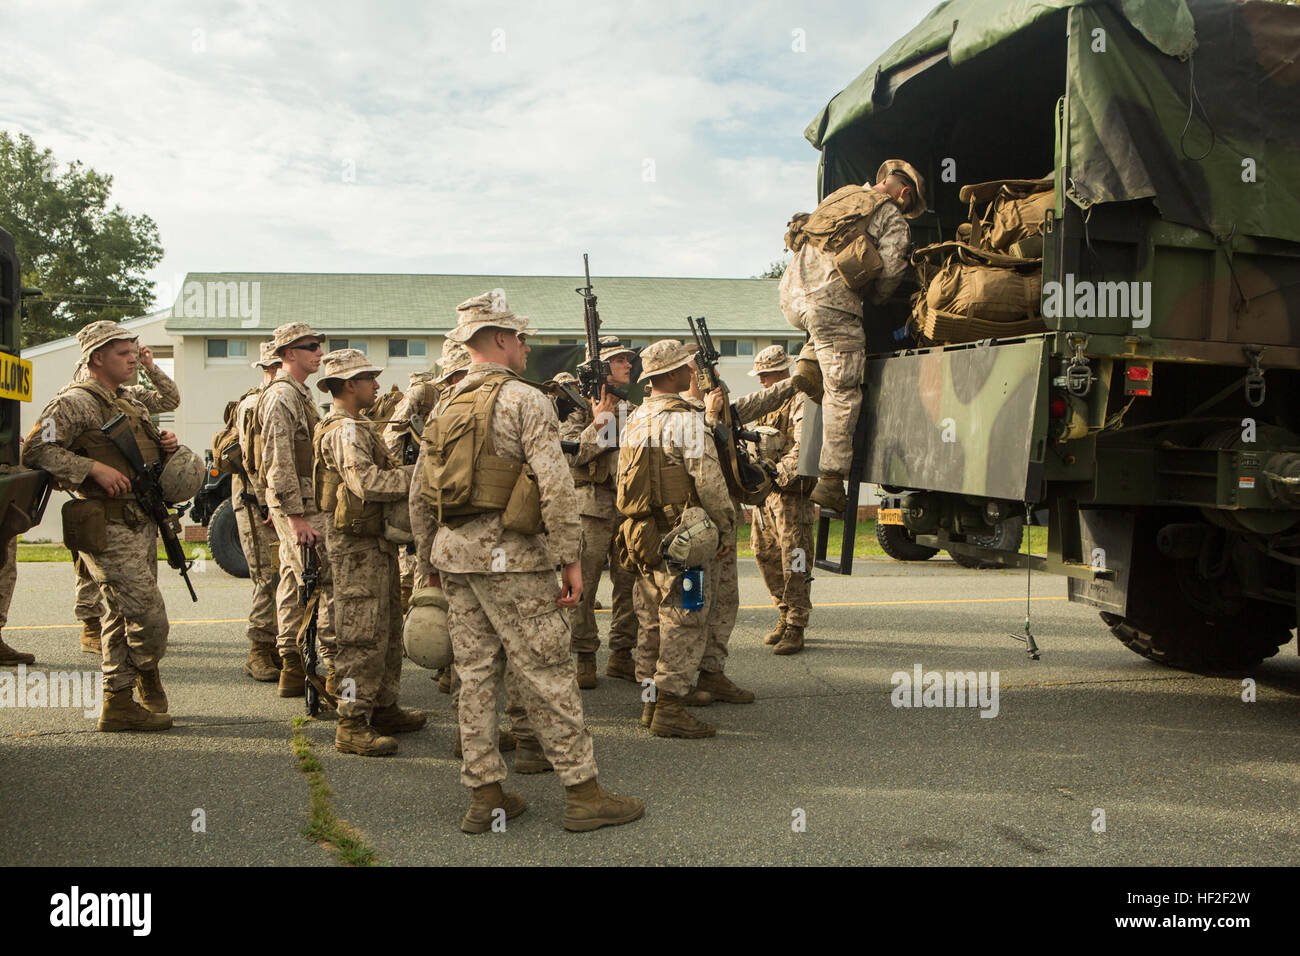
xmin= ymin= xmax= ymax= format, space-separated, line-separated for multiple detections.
xmin=0 ymin=227 xmax=52 ymax=557
xmin=804 ymin=0 xmax=1300 ymax=669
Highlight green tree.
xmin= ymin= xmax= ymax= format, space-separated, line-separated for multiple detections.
xmin=0 ymin=131 xmax=163 ymax=347
xmin=754 ymin=259 xmax=788 ymax=279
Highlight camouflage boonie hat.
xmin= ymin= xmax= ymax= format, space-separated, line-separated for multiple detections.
xmin=271 ymin=322 xmax=325 ymax=354
xmin=446 ymin=289 xmax=535 ymax=344
xmin=436 ymin=340 xmax=472 ymax=383
xmin=253 ymin=340 xmax=283 ymax=369
xmin=748 ymin=345 xmax=792 ymax=376
xmin=78 ymin=321 xmax=138 ymax=359
xmin=587 ymin=334 xmax=635 ymax=363
xmin=552 ymin=371 xmax=578 ymax=386
xmin=316 ymin=348 xmax=384 ymax=391
xmin=638 ymin=339 xmax=696 ymax=382
xmin=875 ymin=159 xmax=928 ymax=219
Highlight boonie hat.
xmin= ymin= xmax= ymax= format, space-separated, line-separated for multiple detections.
xmin=316 ymin=348 xmax=384 ymax=391
xmin=749 ymin=345 xmax=792 ymax=376
xmin=637 ymin=339 xmax=696 ymax=383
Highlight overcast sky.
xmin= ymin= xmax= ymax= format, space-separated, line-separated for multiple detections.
xmin=3 ymin=0 xmax=923 ymax=309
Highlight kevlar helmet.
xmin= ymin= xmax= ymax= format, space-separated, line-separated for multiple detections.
xmin=403 ymin=587 xmax=452 ymax=670
xmin=747 ymin=425 xmax=782 ymax=465
xmin=384 ymin=498 xmax=413 ymax=544
xmin=660 ymin=506 xmax=718 ymax=569
xmin=159 ymin=446 xmax=204 ymax=503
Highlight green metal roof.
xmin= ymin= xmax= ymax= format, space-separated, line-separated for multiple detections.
xmin=164 ymin=273 xmax=789 ymax=337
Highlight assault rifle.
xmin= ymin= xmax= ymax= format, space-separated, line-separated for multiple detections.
xmin=574 ymin=253 xmax=611 ymax=402
xmin=298 ymin=543 xmax=335 ymax=716
xmin=101 ymin=414 xmax=198 ymax=602
xmin=685 ymin=315 xmax=775 ymax=505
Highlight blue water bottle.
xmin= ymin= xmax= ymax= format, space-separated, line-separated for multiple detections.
xmin=680 ymin=567 xmax=704 ymax=611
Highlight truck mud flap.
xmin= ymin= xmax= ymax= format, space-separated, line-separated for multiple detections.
xmin=1066 ymin=508 xmax=1135 ymax=615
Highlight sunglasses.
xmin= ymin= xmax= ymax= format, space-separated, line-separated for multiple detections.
xmin=288 ymin=342 xmax=322 ymax=352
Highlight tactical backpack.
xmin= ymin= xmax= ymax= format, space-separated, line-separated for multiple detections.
xmin=784 ymin=186 xmax=890 ymax=293
xmin=365 ymin=383 xmax=403 ymax=423
xmin=212 ymin=388 xmax=257 ymax=477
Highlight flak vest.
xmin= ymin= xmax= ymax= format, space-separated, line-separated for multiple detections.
xmin=249 ymin=379 xmax=316 ymax=482
xmin=313 ymin=413 xmax=394 ymax=537
xmin=65 ymin=383 xmax=162 ymax=498
xmin=784 ymin=186 xmax=891 ymax=293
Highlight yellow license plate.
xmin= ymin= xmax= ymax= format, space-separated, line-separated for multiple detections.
xmin=877 ymin=508 xmax=903 ymax=526
xmin=0 ymin=352 xmax=33 ymax=402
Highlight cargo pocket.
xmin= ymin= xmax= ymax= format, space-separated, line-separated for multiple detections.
xmin=62 ymin=499 xmax=107 ymax=555
xmin=335 ymin=551 xmax=379 ymax=647
xmin=514 ymin=590 xmax=568 ymax=666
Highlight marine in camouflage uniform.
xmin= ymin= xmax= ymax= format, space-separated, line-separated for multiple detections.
xmin=745 ymin=346 xmax=814 ymax=655
xmin=410 ymin=290 xmax=642 ymax=833
xmin=22 ymin=322 xmax=180 ymax=731
xmin=691 ymin=363 xmax=802 ymax=701
xmin=315 ymin=349 xmax=424 ymax=756
xmin=235 ymin=342 xmax=284 ymax=682
xmin=383 ymin=339 xmax=471 ymax=614
xmin=622 ymin=341 xmax=737 ymax=738
xmin=559 ymin=336 xmax=641 ymax=688
xmin=779 ymin=158 xmax=926 ymax=512
xmin=254 ymin=322 xmax=338 ymax=699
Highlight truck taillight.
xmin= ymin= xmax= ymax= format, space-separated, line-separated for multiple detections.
xmin=1050 ymin=397 xmax=1067 ymax=418
xmin=1125 ymin=362 xmax=1154 ymax=397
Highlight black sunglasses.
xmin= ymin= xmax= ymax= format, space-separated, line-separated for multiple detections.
xmin=288 ymin=341 xmax=322 ymax=352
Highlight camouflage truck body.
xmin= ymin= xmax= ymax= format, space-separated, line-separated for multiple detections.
xmin=804 ymin=0 xmax=1300 ymax=668
xmin=0 ymin=227 xmax=52 ymax=557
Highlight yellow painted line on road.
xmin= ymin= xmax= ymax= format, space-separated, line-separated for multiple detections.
xmin=7 ymin=596 xmax=1070 ymax=630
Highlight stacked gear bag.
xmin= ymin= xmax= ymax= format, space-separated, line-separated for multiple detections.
xmin=910 ymin=176 xmax=1053 ymax=345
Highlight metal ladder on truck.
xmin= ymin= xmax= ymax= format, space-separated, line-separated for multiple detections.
xmin=803 ymin=394 xmax=869 ymax=575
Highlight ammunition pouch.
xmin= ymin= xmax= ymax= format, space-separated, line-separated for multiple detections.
xmin=501 ymin=465 xmax=545 ymax=535
xmin=619 ymin=514 xmax=668 ymax=573
xmin=62 ymin=498 xmax=107 ymax=555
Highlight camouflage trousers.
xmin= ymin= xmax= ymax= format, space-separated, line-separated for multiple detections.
xmin=0 ymin=536 xmax=16 ymax=628
xmin=233 ymin=495 xmax=279 ymax=646
xmin=752 ymin=490 xmax=815 ymax=627
xmin=398 ymin=546 xmax=417 ymax=612
xmin=443 ymin=570 xmax=596 ymax=789
xmin=570 ymin=512 xmax=639 ymax=655
xmin=269 ymin=508 xmax=335 ymax=666
xmin=449 ymin=657 xmax=532 ymax=746
xmin=634 ymin=561 xmax=713 ymax=698
xmin=78 ymin=519 xmax=169 ymax=693
xmin=73 ymin=554 xmax=106 ymax=622
xmin=701 ymin=525 xmax=739 ymax=674
xmin=328 ymin=534 xmax=404 ymax=720
xmin=797 ymin=304 xmax=866 ymax=475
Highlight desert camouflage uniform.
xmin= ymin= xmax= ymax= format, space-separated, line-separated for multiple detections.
xmin=383 ymin=371 xmax=440 ymax=602
xmin=692 ymin=378 xmax=799 ymax=672
xmin=410 ymin=363 xmax=594 ymax=789
xmin=560 ymin=399 xmax=639 ymax=656
xmin=624 ymin=395 xmax=735 ymax=696
xmin=257 ymin=372 xmax=335 ymax=665
xmin=23 ymin=378 xmax=175 ymax=692
xmin=0 ymin=537 xmax=17 ymax=630
xmin=779 ymin=199 xmax=911 ymax=473
xmin=317 ymin=409 xmax=410 ymax=720
xmin=750 ymin=388 xmax=814 ymax=628
xmin=234 ymin=386 xmax=279 ymax=650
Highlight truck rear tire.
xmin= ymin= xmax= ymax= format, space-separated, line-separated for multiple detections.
xmin=875 ymin=522 xmax=939 ymax=561
xmin=1100 ymin=608 xmax=1290 ymax=671
xmin=948 ymin=516 xmax=1025 ymax=569
xmin=207 ymin=499 xmax=249 ymax=579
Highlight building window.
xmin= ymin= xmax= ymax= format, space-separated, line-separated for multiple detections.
xmin=737 ymin=340 xmax=754 ymax=356
xmin=206 ymin=339 xmax=248 ymax=360
xmin=388 ymin=339 xmax=426 ymax=359
xmin=558 ymin=338 xmax=579 ymax=345
xmin=720 ymin=340 xmax=737 ymax=357
xmin=630 ymin=339 xmax=650 ymax=350
xmin=329 ymin=339 xmax=367 ymax=355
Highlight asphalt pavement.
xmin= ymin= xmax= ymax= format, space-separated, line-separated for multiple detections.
xmin=2 ymin=555 xmax=1298 ymax=866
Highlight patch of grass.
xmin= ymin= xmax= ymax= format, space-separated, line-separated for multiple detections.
xmin=17 ymin=539 xmax=204 ymax=563
xmin=290 ymin=716 xmax=379 ymax=867
xmin=733 ymin=520 xmax=1047 ymax=559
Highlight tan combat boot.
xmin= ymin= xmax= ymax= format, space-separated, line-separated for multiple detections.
xmin=810 ymin=472 xmax=848 ymax=514
xmin=605 ymin=648 xmax=636 ymax=681
xmin=563 ymin=777 xmax=645 ymax=832
xmin=244 ymin=643 xmax=280 ymax=682
xmin=774 ymin=625 xmax=805 ymax=656
xmin=371 ymin=703 xmax=426 ymax=734
xmin=682 ymin=687 xmax=714 ymax=707
xmin=640 ymin=699 xmax=656 ymax=728
xmin=513 ymin=736 xmax=554 ymax=774
xmin=696 ymin=669 xmax=755 ymax=704
xmin=80 ymin=618 xmax=102 ymax=655
xmin=575 ymin=652 xmax=597 ymax=689
xmin=454 ymin=728 xmax=517 ymax=758
xmin=335 ymin=715 xmax=397 ymax=756
xmin=764 ymin=620 xmax=786 ymax=646
xmin=437 ymin=667 xmax=452 ymax=694
xmin=135 ymin=668 xmax=168 ymax=714
xmin=794 ymin=357 xmax=824 ymax=403
xmin=0 ymin=637 xmax=35 ymax=666
xmin=98 ymin=688 xmax=173 ymax=732
xmin=649 ymin=693 xmax=716 ymax=738
xmin=278 ymin=651 xmax=306 ymax=698
xmin=325 ymin=662 xmax=340 ymax=699
xmin=461 ymin=782 xmax=526 ymax=834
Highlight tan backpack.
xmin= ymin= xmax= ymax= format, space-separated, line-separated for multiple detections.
xmin=211 ymin=388 xmax=257 ymax=476
xmin=365 ymin=384 xmax=403 ymax=423
xmin=784 ymin=186 xmax=890 ymax=292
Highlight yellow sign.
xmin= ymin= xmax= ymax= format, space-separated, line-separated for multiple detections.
xmin=877 ymin=508 xmax=904 ymax=526
xmin=0 ymin=352 xmax=33 ymax=402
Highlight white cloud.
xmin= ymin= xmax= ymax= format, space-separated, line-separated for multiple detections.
xmin=2 ymin=0 xmax=924 ymax=304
